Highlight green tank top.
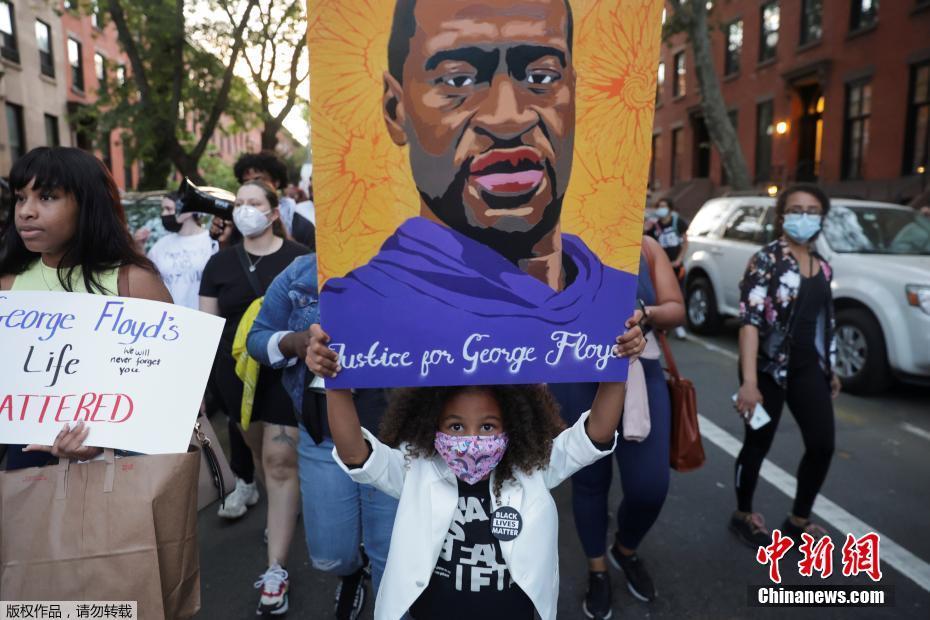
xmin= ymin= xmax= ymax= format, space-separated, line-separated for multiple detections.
xmin=10 ymin=259 xmax=119 ymax=294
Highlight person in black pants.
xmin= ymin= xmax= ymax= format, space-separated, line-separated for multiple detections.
xmin=733 ymin=184 xmax=842 ymax=548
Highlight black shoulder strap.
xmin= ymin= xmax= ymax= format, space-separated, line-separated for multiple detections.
xmin=235 ymin=243 xmax=265 ymax=297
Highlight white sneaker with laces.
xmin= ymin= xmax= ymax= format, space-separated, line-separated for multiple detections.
xmin=255 ymin=563 xmax=289 ymax=615
xmin=674 ymin=326 xmax=687 ymax=340
xmin=217 ymin=477 xmax=259 ymax=520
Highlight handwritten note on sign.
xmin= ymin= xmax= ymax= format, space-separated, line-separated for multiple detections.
xmin=0 ymin=292 xmax=224 ymax=455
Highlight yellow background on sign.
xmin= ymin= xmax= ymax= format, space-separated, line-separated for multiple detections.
xmin=308 ymin=0 xmax=663 ymax=285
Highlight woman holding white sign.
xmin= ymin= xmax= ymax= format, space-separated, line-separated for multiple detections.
xmin=199 ymin=180 xmax=307 ymax=616
xmin=0 ymin=147 xmax=172 ymax=470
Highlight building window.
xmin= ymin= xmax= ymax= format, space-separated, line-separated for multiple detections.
xmin=6 ymin=103 xmax=26 ymax=163
xmin=90 ymin=1 xmax=102 ymax=30
xmin=649 ymin=134 xmax=659 ymax=188
xmin=800 ymin=0 xmax=823 ymax=45
xmin=673 ymin=52 xmax=686 ymax=98
xmin=755 ymin=100 xmax=774 ymax=181
xmin=116 ymin=64 xmax=126 ymax=85
xmin=850 ymin=0 xmax=879 ymax=32
xmin=671 ymin=127 xmax=684 ymax=185
xmin=0 ymin=1 xmax=18 ymax=63
xmin=656 ymin=61 xmax=665 ymax=105
xmin=68 ymin=38 xmax=85 ymax=92
xmin=95 ymin=52 xmax=106 ymax=88
xmin=759 ymin=2 xmax=780 ymax=63
xmin=843 ymin=80 xmax=871 ymax=179
xmin=35 ymin=20 xmax=54 ymax=78
xmin=725 ymin=20 xmax=742 ymax=76
xmin=904 ymin=62 xmax=929 ymax=175
xmin=44 ymin=114 xmax=60 ymax=147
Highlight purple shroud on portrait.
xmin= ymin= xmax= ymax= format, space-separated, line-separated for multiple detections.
xmin=320 ymin=217 xmax=636 ymax=388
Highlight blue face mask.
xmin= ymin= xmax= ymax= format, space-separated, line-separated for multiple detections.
xmin=655 ymin=207 xmax=670 ymax=219
xmin=783 ymin=213 xmax=822 ymax=243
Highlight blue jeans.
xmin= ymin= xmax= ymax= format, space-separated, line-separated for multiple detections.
xmin=297 ymin=426 xmax=398 ymax=592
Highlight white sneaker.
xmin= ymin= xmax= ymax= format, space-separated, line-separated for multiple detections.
xmin=255 ymin=563 xmax=289 ymax=615
xmin=674 ymin=326 xmax=687 ymax=340
xmin=217 ymin=477 xmax=259 ymax=520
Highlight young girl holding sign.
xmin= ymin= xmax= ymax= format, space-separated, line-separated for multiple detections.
xmin=305 ymin=319 xmax=644 ymax=620
xmin=0 ymin=147 xmax=171 ymax=470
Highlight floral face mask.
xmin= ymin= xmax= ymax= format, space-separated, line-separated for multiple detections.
xmin=434 ymin=432 xmax=509 ymax=485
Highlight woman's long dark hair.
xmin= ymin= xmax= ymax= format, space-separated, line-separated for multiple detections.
xmin=0 ymin=147 xmax=155 ymax=293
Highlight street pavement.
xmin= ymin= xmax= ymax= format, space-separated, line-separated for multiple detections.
xmin=196 ymin=322 xmax=930 ymax=619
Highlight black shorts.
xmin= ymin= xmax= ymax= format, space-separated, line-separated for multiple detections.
xmin=209 ymin=352 xmax=298 ymax=428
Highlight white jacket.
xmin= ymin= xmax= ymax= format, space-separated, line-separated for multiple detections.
xmin=333 ymin=411 xmax=616 ymax=620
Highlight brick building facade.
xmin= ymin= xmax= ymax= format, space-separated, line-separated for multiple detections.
xmin=652 ymin=0 xmax=930 ymax=213
xmin=1 ymin=2 xmax=290 ymax=192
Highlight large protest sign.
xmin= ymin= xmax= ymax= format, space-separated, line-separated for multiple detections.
xmin=309 ymin=0 xmax=663 ymax=388
xmin=0 ymin=292 xmax=223 ymax=454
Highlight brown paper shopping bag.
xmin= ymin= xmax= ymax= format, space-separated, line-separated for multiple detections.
xmin=0 ymin=447 xmax=201 ymax=619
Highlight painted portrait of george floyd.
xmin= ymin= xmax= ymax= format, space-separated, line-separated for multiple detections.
xmin=309 ymin=0 xmax=663 ymax=388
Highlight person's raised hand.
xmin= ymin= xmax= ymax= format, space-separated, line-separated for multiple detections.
xmin=24 ymin=421 xmax=103 ymax=461
xmin=613 ymin=309 xmax=647 ymax=361
xmin=305 ymin=323 xmax=340 ymax=378
xmin=281 ymin=328 xmax=313 ymax=361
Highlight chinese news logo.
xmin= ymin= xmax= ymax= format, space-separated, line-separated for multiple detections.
xmin=756 ymin=530 xmax=883 ymax=584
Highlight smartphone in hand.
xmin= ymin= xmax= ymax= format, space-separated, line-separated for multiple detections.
xmin=731 ymin=394 xmax=772 ymax=430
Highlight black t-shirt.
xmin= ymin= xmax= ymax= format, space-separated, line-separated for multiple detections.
xmin=650 ymin=214 xmax=689 ymax=261
xmin=790 ymin=269 xmax=828 ymax=363
xmin=410 ymin=479 xmax=535 ymax=620
xmin=199 ymin=239 xmax=308 ymax=352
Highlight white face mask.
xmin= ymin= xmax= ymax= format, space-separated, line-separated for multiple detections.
xmin=233 ymin=205 xmax=272 ymax=237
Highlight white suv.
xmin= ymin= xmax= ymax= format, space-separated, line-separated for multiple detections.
xmin=682 ymin=197 xmax=930 ymax=394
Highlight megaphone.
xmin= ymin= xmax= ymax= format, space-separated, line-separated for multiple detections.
xmin=175 ymin=177 xmax=237 ymax=220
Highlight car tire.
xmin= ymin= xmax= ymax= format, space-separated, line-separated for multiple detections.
xmin=834 ymin=308 xmax=891 ymax=395
xmin=686 ymin=277 xmax=722 ymax=335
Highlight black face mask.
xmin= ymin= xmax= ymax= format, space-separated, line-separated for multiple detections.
xmin=161 ymin=214 xmax=183 ymax=233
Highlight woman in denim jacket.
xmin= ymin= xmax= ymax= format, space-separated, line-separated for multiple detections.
xmin=731 ymin=184 xmax=841 ymax=550
xmin=247 ymin=253 xmax=398 ymax=618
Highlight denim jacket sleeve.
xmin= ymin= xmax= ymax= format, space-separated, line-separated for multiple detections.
xmin=247 ymin=256 xmax=302 ymax=368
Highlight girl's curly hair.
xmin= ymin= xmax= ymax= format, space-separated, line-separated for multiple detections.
xmin=379 ymin=385 xmax=567 ymax=498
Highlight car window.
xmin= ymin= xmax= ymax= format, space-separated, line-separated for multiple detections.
xmin=824 ymin=205 xmax=930 ymax=255
xmin=760 ymin=207 xmax=777 ymax=243
xmin=688 ymin=201 xmax=730 ymax=237
xmin=723 ymin=206 xmax=767 ymax=243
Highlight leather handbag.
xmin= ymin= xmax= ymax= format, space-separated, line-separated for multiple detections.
xmin=657 ymin=332 xmax=705 ymax=472
xmin=640 ymin=240 xmax=705 ymax=472
xmin=193 ymin=413 xmax=236 ymax=511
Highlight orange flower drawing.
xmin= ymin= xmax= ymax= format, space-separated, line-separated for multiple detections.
xmin=308 ymin=0 xmax=663 ymax=284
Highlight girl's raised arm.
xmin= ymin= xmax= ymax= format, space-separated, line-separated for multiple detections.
xmin=306 ymin=324 xmax=370 ymax=465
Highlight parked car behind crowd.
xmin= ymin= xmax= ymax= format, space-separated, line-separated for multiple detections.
xmin=683 ymin=197 xmax=930 ymax=394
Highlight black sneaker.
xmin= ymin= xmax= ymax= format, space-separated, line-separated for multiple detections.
xmin=582 ymin=571 xmax=612 ymax=619
xmin=334 ymin=568 xmax=366 ymax=620
xmin=608 ymin=545 xmax=656 ymax=602
xmin=729 ymin=511 xmax=772 ymax=549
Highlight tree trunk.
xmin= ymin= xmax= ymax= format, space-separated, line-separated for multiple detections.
xmin=687 ymin=1 xmax=752 ymax=191
xmin=260 ymin=119 xmax=281 ymax=152
xmin=138 ymin=156 xmax=175 ymax=191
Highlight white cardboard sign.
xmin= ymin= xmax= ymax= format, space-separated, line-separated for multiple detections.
xmin=0 ymin=291 xmax=224 ymax=455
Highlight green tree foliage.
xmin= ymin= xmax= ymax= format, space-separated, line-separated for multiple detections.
xmin=213 ymin=0 xmax=308 ymax=151
xmin=72 ymin=0 xmax=260 ymax=189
